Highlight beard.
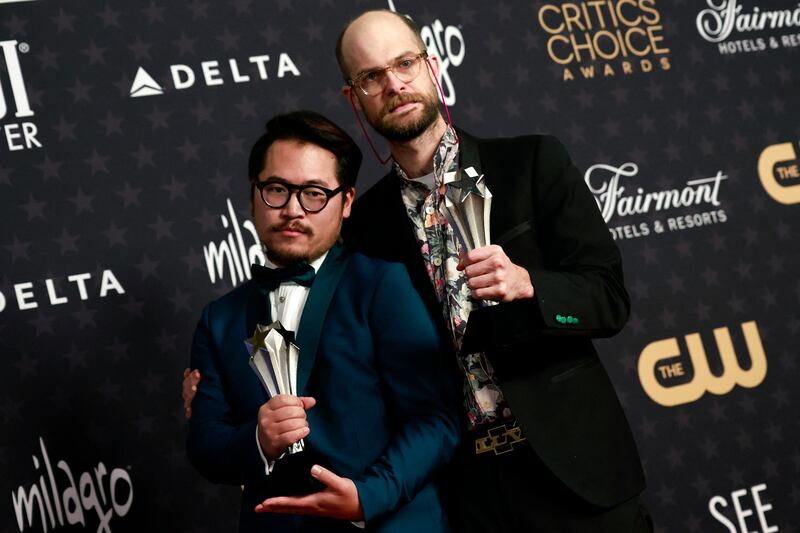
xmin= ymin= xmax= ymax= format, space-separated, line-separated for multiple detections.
xmin=371 ymin=91 xmax=440 ymax=143
xmin=262 ymin=217 xmax=341 ymax=267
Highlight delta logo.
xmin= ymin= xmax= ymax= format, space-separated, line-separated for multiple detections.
xmin=129 ymin=52 xmax=300 ymax=98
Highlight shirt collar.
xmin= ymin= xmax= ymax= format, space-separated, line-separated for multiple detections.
xmin=393 ymin=125 xmax=459 ymax=185
xmin=263 ymin=250 xmax=328 ymax=274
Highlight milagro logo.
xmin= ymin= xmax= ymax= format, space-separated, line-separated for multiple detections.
xmin=0 ymin=39 xmax=42 ymax=152
xmin=203 ymin=199 xmax=265 ymax=286
xmin=12 ymin=438 xmax=133 ymax=532
xmin=388 ymin=0 xmax=465 ymax=105
xmin=584 ymin=162 xmax=728 ymax=240
xmin=129 ymin=52 xmax=300 ymax=97
xmin=696 ymin=0 xmax=800 ymax=54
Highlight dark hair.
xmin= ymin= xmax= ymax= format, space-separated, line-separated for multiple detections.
xmin=335 ymin=9 xmax=426 ymax=80
xmin=248 ymin=110 xmax=362 ymax=190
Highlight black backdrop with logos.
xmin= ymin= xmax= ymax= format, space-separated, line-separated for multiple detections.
xmin=1 ymin=0 xmax=798 ymax=531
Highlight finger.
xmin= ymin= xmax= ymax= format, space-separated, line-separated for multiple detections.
xmin=471 ymin=285 xmax=504 ymax=301
xmin=466 ymin=272 xmax=498 ymax=290
xmin=300 ymin=396 xmax=316 ymax=410
xmin=255 ymin=494 xmax=320 ymax=514
xmin=464 ymin=258 xmax=506 ymax=279
xmin=183 ymin=368 xmax=190 ymax=379
xmin=270 ymin=405 xmax=308 ymax=423
xmin=271 ymin=425 xmax=310 ymax=447
xmin=309 ymin=464 xmax=342 ymax=490
xmin=457 ymin=245 xmax=497 ymax=270
xmin=184 ymin=406 xmax=192 ymax=420
xmin=266 ymin=395 xmax=304 ymax=409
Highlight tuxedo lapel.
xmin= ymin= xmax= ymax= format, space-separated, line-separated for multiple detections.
xmin=294 ymin=243 xmax=350 ymax=395
xmin=245 ymin=282 xmax=272 ymax=343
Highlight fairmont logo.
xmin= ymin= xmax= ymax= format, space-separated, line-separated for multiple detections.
xmin=0 ymin=39 xmax=42 ymax=152
xmin=129 ymin=53 xmax=301 ymax=97
xmin=12 ymin=438 xmax=133 ymax=532
xmin=696 ymin=0 xmax=800 ymax=54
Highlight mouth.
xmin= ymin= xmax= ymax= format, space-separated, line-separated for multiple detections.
xmin=272 ymin=225 xmax=309 ymax=238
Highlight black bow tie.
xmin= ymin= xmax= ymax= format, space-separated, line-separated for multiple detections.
xmin=251 ymin=262 xmax=316 ymax=293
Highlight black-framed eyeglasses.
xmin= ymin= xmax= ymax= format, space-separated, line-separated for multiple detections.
xmin=254 ymin=180 xmax=345 ymax=213
xmin=347 ymin=51 xmax=428 ymax=96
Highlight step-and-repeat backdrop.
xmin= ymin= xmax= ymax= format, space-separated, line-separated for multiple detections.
xmin=1 ymin=0 xmax=798 ymax=531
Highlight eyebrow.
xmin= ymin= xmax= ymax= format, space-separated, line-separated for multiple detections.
xmin=354 ymin=51 xmax=419 ymax=78
xmin=261 ymin=176 xmax=333 ymax=187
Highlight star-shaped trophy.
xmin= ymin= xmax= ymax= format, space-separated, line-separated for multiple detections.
xmin=443 ymin=166 xmax=492 ymax=251
xmin=246 ymin=321 xmax=302 ymax=454
xmin=245 ymin=321 xmax=323 ymax=496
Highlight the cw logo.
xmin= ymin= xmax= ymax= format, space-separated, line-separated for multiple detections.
xmin=638 ymin=321 xmax=766 ymax=407
xmin=758 ymin=141 xmax=800 ymax=205
xmin=0 ymin=40 xmax=34 ymax=120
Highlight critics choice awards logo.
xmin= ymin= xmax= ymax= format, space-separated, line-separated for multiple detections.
xmin=536 ymin=0 xmax=671 ymax=81
xmin=758 ymin=140 xmax=800 ymax=205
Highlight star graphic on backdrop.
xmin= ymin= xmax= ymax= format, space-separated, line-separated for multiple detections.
xmin=627 ymin=314 xmax=647 ymax=336
xmin=485 ymin=34 xmax=503 ymax=55
xmin=67 ymin=187 xmax=94 ymax=215
xmin=176 ymin=138 xmax=201 ymax=161
xmin=98 ymin=111 xmax=123 ymax=136
xmin=128 ymin=37 xmax=153 ymax=60
xmin=727 ymin=294 xmax=744 ymax=314
xmin=3 ymin=14 xmax=28 ymax=36
xmin=776 ymin=64 xmax=791 ymax=84
xmin=771 ymin=386 xmax=789 ymax=408
xmin=645 ymin=79 xmax=663 ymax=101
xmin=321 ymin=88 xmax=341 ymax=110
xmin=28 ymin=312 xmax=55 ymax=336
xmin=278 ymin=90 xmax=301 ymax=112
xmin=691 ymin=473 xmax=711 ymax=497
xmin=566 ymin=122 xmax=585 ymax=144
xmin=158 ymin=328 xmax=178 ymax=354
xmin=52 ymin=116 xmax=77 ymax=141
xmin=301 ymin=20 xmax=323 ymax=43
xmin=162 ymin=177 xmax=188 ymax=202
xmin=630 ymin=278 xmax=649 ymax=300
xmin=261 ymin=26 xmax=282 ymax=46
xmin=142 ymin=1 xmax=166 ymax=23
xmin=99 ymin=377 xmax=122 ymax=403
xmin=741 ymin=227 xmax=758 ymax=246
xmin=85 ymin=150 xmax=110 ymax=175
xmin=712 ymin=72 xmax=730 ymax=92
xmin=216 ymin=27 xmax=239 ymax=51
xmin=149 ymin=215 xmax=175 ymax=241
xmin=222 ymin=132 xmax=245 ymax=155
xmin=64 ymin=343 xmax=88 ymax=370
xmin=103 ymin=222 xmax=127 ymax=247
xmin=132 ymin=144 xmax=155 ymax=168
xmin=0 ymin=165 xmax=13 ymax=186
xmin=503 ymin=98 xmax=520 ymax=118
xmin=699 ymin=136 xmax=715 ymax=156
xmin=670 ymin=110 xmax=689 ymax=130
xmin=540 ymin=93 xmax=557 ymax=113
xmin=117 ymin=182 xmax=142 ymax=207
xmin=768 ymin=253 xmax=784 ymax=274
xmin=36 ymin=46 xmax=60 ymax=70
xmin=678 ymin=76 xmax=696 ymax=96
xmin=727 ymin=465 xmax=745 ymax=486
xmin=73 ymin=304 xmax=97 ymax=329
xmin=769 ymin=96 xmax=786 ymax=114
xmin=665 ymin=446 xmax=684 ymax=469
xmin=701 ymin=437 xmax=719 ymax=459
xmin=54 ymin=228 xmax=80 ymax=254
xmin=51 ymin=8 xmax=76 ymax=33
xmin=191 ymin=100 xmax=214 ymax=124
xmin=209 ymin=171 xmax=232 ymax=194
xmin=193 ymin=209 xmax=218 ymax=233
xmin=601 ymin=117 xmax=621 ymax=138
xmin=173 ymin=32 xmax=196 ymax=56
xmin=5 ymin=235 xmax=32 ymax=262
xmin=186 ymin=0 xmax=209 ymax=19
xmin=108 ymin=337 xmax=131 ymax=362
xmin=636 ymin=113 xmax=655 ymax=133
xmin=521 ymin=29 xmax=540 ymax=51
xmin=762 ymin=287 xmax=777 ymax=308
xmin=232 ymin=0 xmax=253 ymax=14
xmin=67 ymin=78 xmax=92 ymax=102
xmin=82 ymin=41 xmax=107 ymax=65
xmin=181 ymin=247 xmax=203 ymax=272
xmin=659 ymin=308 xmax=676 ymax=328
xmin=709 ymin=400 xmax=728 ymax=422
xmin=14 ymin=353 xmax=39 ymax=379
xmin=276 ymin=0 xmax=294 ymax=11
xmin=135 ymin=411 xmax=156 ymax=436
xmin=693 ymin=301 xmax=711 ymax=321
xmin=146 ymin=106 xmax=171 ymax=130
xmin=20 ymin=195 xmax=46 ymax=221
xmin=748 ymin=194 xmax=766 ymax=212
xmin=494 ymin=2 xmax=512 ymax=21
xmin=0 ymin=398 xmax=23 ymax=423
xmin=122 ymin=297 xmax=146 ymax=318
xmin=140 ymin=370 xmax=166 ymax=396
xmin=735 ymin=427 xmax=754 ymax=450
xmin=737 ymin=99 xmax=755 ymax=120
xmin=97 ymin=4 xmax=121 ymax=27
xmin=701 ymin=267 xmax=719 ymax=286
xmin=135 ymin=254 xmax=160 ymax=280
xmin=673 ymin=410 xmax=692 ymax=430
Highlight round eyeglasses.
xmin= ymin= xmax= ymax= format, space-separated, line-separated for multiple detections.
xmin=348 ymin=51 xmax=428 ymax=96
xmin=255 ymin=181 xmax=345 ymax=213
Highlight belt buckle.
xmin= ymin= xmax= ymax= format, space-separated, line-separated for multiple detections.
xmin=474 ymin=423 xmax=526 ymax=455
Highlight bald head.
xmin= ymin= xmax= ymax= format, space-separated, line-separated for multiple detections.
xmin=335 ymin=10 xmax=426 ymax=80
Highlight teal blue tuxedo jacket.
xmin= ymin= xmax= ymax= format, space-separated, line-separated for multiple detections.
xmin=187 ymin=245 xmax=460 ymax=532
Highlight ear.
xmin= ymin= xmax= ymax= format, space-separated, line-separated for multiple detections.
xmin=341 ymin=187 xmax=355 ymax=219
xmin=342 ymin=85 xmax=363 ymax=112
xmin=425 ymin=54 xmax=441 ymax=82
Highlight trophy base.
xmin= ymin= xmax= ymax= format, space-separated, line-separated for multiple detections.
xmin=268 ymin=450 xmax=326 ymax=497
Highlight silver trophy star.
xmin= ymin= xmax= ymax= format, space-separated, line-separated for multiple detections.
xmin=443 ymin=166 xmax=492 ymax=251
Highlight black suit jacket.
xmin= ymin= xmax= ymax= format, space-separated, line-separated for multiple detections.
xmin=344 ymin=130 xmax=645 ymax=508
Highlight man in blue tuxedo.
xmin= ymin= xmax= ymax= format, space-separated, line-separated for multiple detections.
xmin=186 ymin=110 xmax=460 ymax=532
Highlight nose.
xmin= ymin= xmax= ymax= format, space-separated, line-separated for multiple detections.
xmin=383 ymin=69 xmax=407 ymax=95
xmin=281 ymin=191 xmax=305 ymax=218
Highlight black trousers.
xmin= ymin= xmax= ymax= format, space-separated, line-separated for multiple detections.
xmin=442 ymin=440 xmax=652 ymax=533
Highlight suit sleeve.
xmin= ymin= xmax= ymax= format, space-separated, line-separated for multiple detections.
xmin=467 ymin=135 xmax=630 ymax=349
xmin=353 ymin=263 xmax=461 ymax=524
xmin=186 ymin=304 xmax=268 ymax=486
